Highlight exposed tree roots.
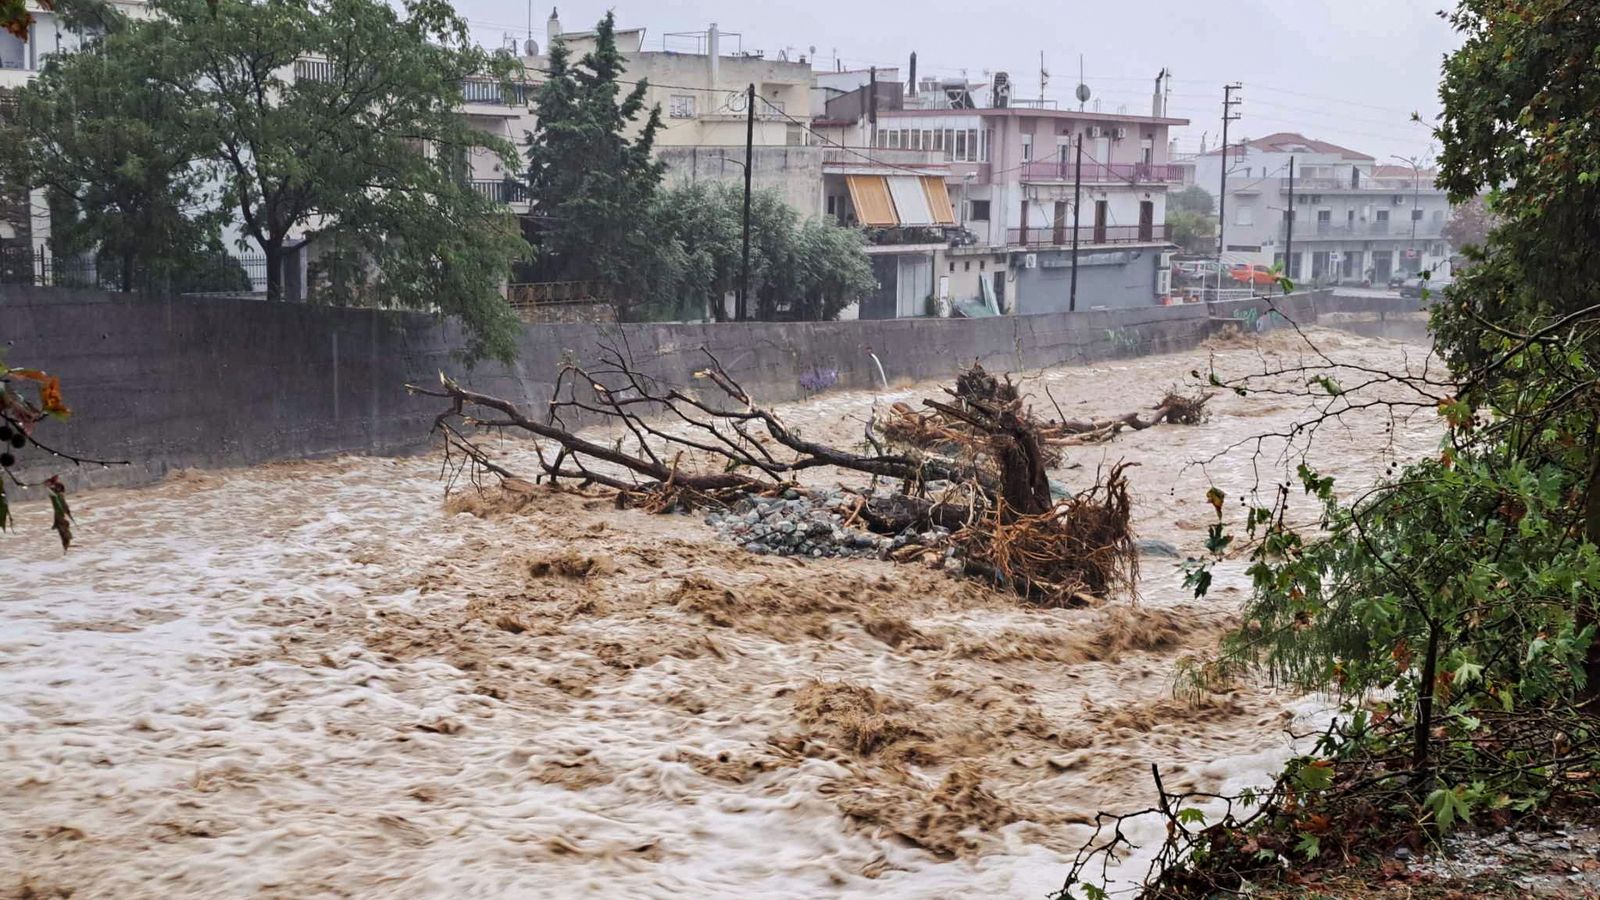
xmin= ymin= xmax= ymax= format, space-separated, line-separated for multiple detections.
xmin=409 ymin=351 xmax=1140 ymax=605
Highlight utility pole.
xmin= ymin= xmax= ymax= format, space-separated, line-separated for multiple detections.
xmin=1070 ymin=133 xmax=1083 ymax=312
xmin=1216 ymin=83 xmax=1242 ymax=298
xmin=1284 ymin=155 xmax=1295 ymax=286
xmin=738 ymin=83 xmax=755 ymax=321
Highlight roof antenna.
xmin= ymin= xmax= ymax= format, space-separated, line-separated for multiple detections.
xmin=1075 ymin=53 xmax=1090 ymax=111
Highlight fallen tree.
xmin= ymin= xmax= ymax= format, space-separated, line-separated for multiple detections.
xmin=411 ymin=349 xmax=1137 ymax=606
xmin=883 ymin=366 xmax=1212 ymax=463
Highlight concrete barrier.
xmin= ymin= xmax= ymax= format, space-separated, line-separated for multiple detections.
xmin=3 ymin=285 xmax=1413 ymax=489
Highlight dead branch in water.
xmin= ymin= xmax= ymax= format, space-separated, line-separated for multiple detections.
xmin=409 ymin=351 xmax=1139 ymax=605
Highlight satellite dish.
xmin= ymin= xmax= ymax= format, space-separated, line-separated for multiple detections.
xmin=1075 ymin=83 xmax=1092 ymax=104
xmin=524 ymin=38 xmax=539 ymax=55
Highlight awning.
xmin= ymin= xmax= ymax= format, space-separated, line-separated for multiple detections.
xmin=920 ymin=176 xmax=956 ymax=225
xmin=845 ymin=175 xmax=897 ymax=227
xmin=887 ymin=176 xmax=935 ymax=226
xmin=847 ymin=174 xmax=956 ymax=227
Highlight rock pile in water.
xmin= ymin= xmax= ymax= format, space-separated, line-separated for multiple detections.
xmin=703 ymin=490 xmax=948 ymax=560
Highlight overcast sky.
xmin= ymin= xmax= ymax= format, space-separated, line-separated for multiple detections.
xmin=451 ymin=0 xmax=1461 ymax=164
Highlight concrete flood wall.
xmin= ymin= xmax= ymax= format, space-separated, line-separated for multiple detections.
xmin=3 ymin=286 xmax=1379 ymax=490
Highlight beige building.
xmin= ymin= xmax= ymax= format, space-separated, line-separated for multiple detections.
xmin=457 ymin=14 xmax=821 ymax=216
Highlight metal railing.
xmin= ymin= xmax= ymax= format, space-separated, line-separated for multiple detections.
xmin=461 ymin=78 xmax=527 ymax=106
xmin=1006 ymin=224 xmax=1170 ymax=248
xmin=1 ymin=246 xmax=268 ymax=293
xmin=466 ymin=179 xmax=530 ymax=204
xmin=1019 ymin=161 xmax=1184 ymax=184
xmin=294 ymin=61 xmax=527 ymax=107
xmin=1280 ymin=221 xmax=1445 ymax=240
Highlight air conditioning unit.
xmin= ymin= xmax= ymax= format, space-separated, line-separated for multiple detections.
xmin=1024 ymin=253 xmax=1038 ymax=269
xmin=1087 ymin=126 xmax=1104 ymax=139
xmin=1113 ymin=127 xmax=1128 ymax=140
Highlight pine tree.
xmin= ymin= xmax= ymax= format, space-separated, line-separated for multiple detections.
xmin=522 ymin=12 xmax=664 ymax=314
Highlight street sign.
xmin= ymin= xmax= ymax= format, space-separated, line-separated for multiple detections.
xmin=1404 ymin=248 xmax=1419 ymax=259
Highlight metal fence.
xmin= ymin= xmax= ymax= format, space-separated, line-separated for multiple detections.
xmin=0 ymin=246 xmax=269 ymax=294
xmin=1006 ymin=224 xmax=1172 ymax=248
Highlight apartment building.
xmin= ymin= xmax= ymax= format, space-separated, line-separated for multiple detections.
xmin=1193 ymin=132 xmax=1452 ymax=284
xmin=449 ymin=15 xmax=821 ymax=214
xmin=815 ymin=71 xmax=1187 ymax=315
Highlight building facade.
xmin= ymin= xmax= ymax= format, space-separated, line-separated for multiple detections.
xmin=1193 ymin=132 xmax=1452 ymax=284
xmin=814 ymin=73 xmax=1186 ymax=316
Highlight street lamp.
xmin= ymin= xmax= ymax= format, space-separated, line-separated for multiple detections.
xmin=1390 ymin=154 xmax=1423 ymax=273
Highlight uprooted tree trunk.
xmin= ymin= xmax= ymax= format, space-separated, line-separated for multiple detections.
xmin=410 ymin=349 xmax=1138 ymax=606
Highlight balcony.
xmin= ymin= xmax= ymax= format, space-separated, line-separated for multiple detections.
xmin=466 ymin=179 xmax=530 ymax=206
xmin=1019 ymin=161 xmax=1183 ymax=185
xmin=460 ymin=78 xmax=528 ymax=110
xmin=1006 ymin=224 xmax=1171 ymax=248
xmin=1279 ymin=221 xmax=1444 ymax=241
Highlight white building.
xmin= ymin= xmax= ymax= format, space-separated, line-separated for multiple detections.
xmin=1193 ymin=132 xmax=1452 ymax=284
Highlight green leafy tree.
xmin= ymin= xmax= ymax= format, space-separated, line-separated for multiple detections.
xmin=120 ymin=0 xmax=527 ymax=359
xmin=1167 ymin=209 xmax=1216 ymax=255
xmin=0 ymin=31 xmax=223 ymax=292
xmin=642 ymin=182 xmax=874 ymax=322
xmin=1170 ymin=185 xmax=1216 ymax=216
xmin=522 ymin=12 xmax=664 ymax=316
xmin=1187 ymin=0 xmax=1600 ymax=791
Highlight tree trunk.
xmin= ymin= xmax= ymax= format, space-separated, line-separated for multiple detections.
xmin=1581 ymin=420 xmax=1600 ymax=701
xmin=264 ymin=239 xmax=283 ymax=301
xmin=120 ymin=250 xmax=134 ymax=294
xmin=1412 ymin=624 xmax=1441 ymax=779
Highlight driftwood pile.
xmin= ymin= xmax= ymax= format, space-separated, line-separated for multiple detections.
xmin=412 ymin=351 xmax=1164 ymax=606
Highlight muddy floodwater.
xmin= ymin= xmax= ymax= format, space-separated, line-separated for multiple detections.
xmin=2 ymin=322 xmax=1438 ymax=899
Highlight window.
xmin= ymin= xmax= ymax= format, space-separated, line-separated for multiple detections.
xmin=979 ymin=260 xmax=987 ymax=271
xmin=963 ymin=261 xmax=971 ymax=272
xmin=826 ymin=196 xmax=836 ymax=216
xmin=1235 ymin=205 xmax=1254 ymax=226
xmin=954 ymin=129 xmax=967 ymax=159
xmin=1412 ymin=208 xmax=1424 ymax=221
xmin=786 ymin=124 xmax=803 ymax=146
xmin=949 ymin=261 xmax=955 ymax=272
xmin=969 ymin=200 xmax=991 ymax=221
xmin=668 ymin=94 xmax=696 ymax=119
xmin=1021 ymin=134 xmax=1033 ymax=161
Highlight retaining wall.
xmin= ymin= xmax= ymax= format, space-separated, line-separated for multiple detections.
xmin=2 ymin=286 xmax=1417 ymax=489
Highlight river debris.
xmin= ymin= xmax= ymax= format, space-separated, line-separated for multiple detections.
xmin=411 ymin=350 xmax=1139 ymax=605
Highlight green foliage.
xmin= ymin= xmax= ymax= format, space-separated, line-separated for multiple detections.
xmin=1167 ymin=209 xmax=1216 ymax=255
xmin=1170 ymin=185 xmax=1216 ymax=216
xmin=521 ymin=12 xmax=664 ymax=315
xmin=0 ymin=27 xmax=225 ymax=292
xmin=7 ymin=0 xmax=529 ymax=361
xmin=1167 ymin=8 xmax=1600 ymax=857
xmin=639 ymin=182 xmax=874 ymax=322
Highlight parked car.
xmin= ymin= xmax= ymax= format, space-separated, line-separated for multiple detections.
xmin=1387 ymin=272 xmax=1408 ymax=289
xmin=1229 ymin=263 xmax=1276 ymax=287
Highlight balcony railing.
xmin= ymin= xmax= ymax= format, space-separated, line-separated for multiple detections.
xmin=461 ymin=78 xmax=527 ymax=106
xmin=466 ymin=179 xmax=529 ymax=205
xmin=1279 ymin=221 xmax=1444 ymax=240
xmin=1019 ymin=161 xmax=1183 ymax=184
xmin=294 ymin=62 xmax=527 ymax=107
xmin=1006 ymin=224 xmax=1171 ymax=248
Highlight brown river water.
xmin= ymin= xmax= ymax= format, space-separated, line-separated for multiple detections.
xmin=1 ymin=320 xmax=1439 ymax=899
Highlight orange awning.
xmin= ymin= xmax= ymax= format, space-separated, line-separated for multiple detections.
xmin=845 ymin=175 xmax=897 ymax=227
xmin=921 ymin=176 xmax=956 ymax=226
